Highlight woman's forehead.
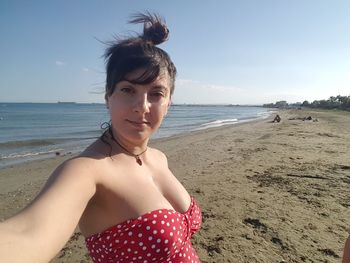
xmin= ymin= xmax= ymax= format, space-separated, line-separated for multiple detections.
xmin=125 ymin=68 xmax=170 ymax=87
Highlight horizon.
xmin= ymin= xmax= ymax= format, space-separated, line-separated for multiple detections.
xmin=1 ymin=94 xmax=347 ymax=106
xmin=0 ymin=101 xmax=265 ymax=106
xmin=1 ymin=1 xmax=350 ymax=104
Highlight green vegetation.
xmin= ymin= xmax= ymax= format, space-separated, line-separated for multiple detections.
xmin=301 ymin=95 xmax=350 ymax=110
xmin=264 ymin=95 xmax=350 ymax=110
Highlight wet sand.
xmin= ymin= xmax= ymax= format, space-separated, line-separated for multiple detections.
xmin=1 ymin=109 xmax=349 ymax=262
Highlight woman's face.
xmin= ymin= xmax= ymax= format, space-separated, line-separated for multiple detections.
xmin=106 ymin=70 xmax=171 ymax=144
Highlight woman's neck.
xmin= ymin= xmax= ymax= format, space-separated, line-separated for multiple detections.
xmin=108 ymin=128 xmax=148 ymax=162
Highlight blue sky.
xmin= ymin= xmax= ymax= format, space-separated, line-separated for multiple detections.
xmin=1 ymin=1 xmax=349 ymax=104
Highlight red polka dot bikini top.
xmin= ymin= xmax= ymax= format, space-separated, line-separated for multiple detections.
xmin=85 ymin=197 xmax=202 ymax=263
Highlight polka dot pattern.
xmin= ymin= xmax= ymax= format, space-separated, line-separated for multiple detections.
xmin=85 ymin=197 xmax=202 ymax=263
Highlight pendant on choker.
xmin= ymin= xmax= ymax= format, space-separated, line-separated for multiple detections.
xmin=109 ymin=130 xmax=147 ymax=166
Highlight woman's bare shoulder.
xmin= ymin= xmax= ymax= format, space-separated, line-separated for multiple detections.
xmin=148 ymin=147 xmax=167 ymax=160
xmin=79 ymin=138 xmax=110 ymax=159
xmin=50 ymin=139 xmax=111 ymax=185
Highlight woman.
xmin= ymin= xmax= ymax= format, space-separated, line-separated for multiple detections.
xmin=0 ymin=13 xmax=202 ymax=263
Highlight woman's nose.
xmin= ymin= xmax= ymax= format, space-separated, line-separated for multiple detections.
xmin=134 ymin=93 xmax=150 ymax=113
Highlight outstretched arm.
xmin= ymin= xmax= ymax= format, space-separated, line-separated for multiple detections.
xmin=0 ymin=157 xmax=96 ymax=263
xmin=343 ymin=235 xmax=350 ymax=263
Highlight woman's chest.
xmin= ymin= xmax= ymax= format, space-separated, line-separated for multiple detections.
xmin=80 ymin=163 xmax=189 ymax=236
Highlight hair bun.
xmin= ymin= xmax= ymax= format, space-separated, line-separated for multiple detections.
xmin=129 ymin=12 xmax=169 ymax=45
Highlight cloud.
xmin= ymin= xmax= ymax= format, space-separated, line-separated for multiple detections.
xmin=55 ymin=61 xmax=65 ymax=66
xmin=82 ymin=67 xmax=89 ymax=72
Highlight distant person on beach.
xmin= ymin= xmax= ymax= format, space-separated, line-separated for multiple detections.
xmin=0 ymin=13 xmax=202 ymax=263
xmin=272 ymin=114 xmax=281 ymax=123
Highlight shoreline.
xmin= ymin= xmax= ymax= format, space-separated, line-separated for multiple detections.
xmin=1 ymin=109 xmax=349 ymax=262
xmin=0 ymin=113 xmax=273 ymax=169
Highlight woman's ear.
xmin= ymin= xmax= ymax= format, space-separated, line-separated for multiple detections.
xmin=167 ymin=99 xmax=172 ymax=109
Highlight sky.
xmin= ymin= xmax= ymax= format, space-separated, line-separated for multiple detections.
xmin=1 ymin=1 xmax=350 ymax=105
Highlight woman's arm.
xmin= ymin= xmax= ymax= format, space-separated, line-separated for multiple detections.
xmin=0 ymin=157 xmax=96 ymax=263
xmin=343 ymin=235 xmax=350 ymax=263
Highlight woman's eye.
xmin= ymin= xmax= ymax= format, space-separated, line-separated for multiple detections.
xmin=120 ymin=87 xmax=134 ymax=94
xmin=151 ymin=92 xmax=164 ymax=97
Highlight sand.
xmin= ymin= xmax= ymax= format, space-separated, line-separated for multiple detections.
xmin=0 ymin=109 xmax=349 ymax=263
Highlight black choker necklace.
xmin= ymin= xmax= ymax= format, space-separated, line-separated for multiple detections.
xmin=109 ymin=130 xmax=147 ymax=166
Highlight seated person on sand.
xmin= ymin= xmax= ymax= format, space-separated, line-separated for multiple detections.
xmin=272 ymin=114 xmax=281 ymax=123
xmin=0 ymin=13 xmax=202 ymax=263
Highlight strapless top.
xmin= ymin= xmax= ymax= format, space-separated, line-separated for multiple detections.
xmin=85 ymin=197 xmax=202 ymax=263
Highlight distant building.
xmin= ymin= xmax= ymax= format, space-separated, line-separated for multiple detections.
xmin=275 ymin=101 xmax=288 ymax=108
xmin=262 ymin=103 xmax=275 ymax=108
xmin=263 ymin=100 xmax=291 ymax=108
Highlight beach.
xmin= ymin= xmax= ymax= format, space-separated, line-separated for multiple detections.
xmin=0 ymin=109 xmax=349 ymax=262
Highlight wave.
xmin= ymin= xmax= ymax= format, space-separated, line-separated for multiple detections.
xmin=255 ymin=110 xmax=276 ymax=120
xmin=195 ymin=118 xmax=238 ymax=130
xmin=0 ymin=148 xmax=64 ymax=160
xmin=203 ymin=119 xmax=238 ymax=125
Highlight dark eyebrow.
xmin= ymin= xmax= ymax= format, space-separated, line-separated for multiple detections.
xmin=151 ymin=85 xmax=168 ymax=91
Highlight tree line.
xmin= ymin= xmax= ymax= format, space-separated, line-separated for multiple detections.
xmin=263 ymin=95 xmax=350 ymax=110
xmin=301 ymin=95 xmax=350 ymax=110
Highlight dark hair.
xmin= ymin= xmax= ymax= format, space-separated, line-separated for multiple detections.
xmin=104 ymin=12 xmax=177 ymax=98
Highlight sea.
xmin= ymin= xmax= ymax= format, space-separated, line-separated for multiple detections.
xmin=0 ymin=103 xmax=274 ymax=168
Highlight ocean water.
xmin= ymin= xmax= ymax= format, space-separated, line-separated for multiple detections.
xmin=0 ymin=103 xmax=274 ymax=168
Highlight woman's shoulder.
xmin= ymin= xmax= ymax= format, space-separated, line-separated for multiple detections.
xmin=54 ymin=155 xmax=101 ymax=183
xmin=79 ymin=138 xmax=110 ymax=159
xmin=147 ymin=147 xmax=168 ymax=162
xmin=53 ymin=139 xmax=110 ymax=181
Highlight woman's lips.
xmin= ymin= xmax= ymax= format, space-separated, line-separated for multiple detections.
xmin=126 ymin=119 xmax=150 ymax=127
